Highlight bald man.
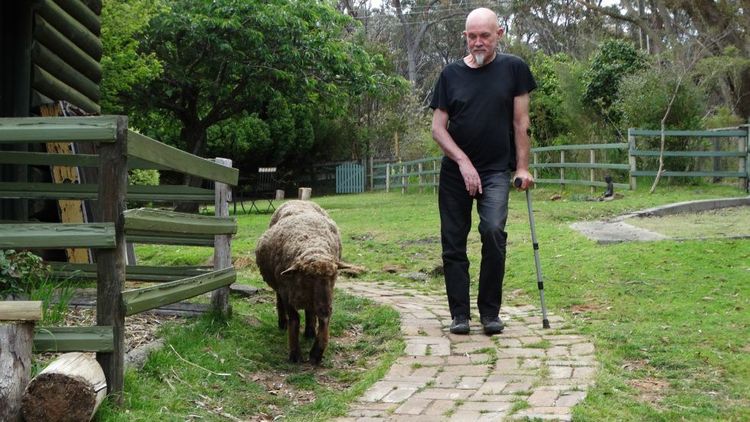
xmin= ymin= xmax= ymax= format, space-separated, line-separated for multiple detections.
xmin=430 ymin=8 xmax=537 ymax=335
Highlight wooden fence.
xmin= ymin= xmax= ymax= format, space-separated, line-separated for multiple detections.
xmin=0 ymin=116 xmax=239 ymax=401
xmin=628 ymin=128 xmax=749 ymax=191
xmin=371 ymin=157 xmax=440 ymax=193
xmin=369 ymin=126 xmax=749 ymax=193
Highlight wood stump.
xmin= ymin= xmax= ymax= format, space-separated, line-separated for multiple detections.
xmin=22 ymin=352 xmax=107 ymax=422
xmin=0 ymin=301 xmax=41 ymax=422
xmin=298 ymin=187 xmax=312 ymax=200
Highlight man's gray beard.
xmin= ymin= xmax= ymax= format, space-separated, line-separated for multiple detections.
xmin=473 ymin=52 xmax=486 ymax=66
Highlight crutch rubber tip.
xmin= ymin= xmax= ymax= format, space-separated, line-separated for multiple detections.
xmin=542 ymin=319 xmax=550 ymax=329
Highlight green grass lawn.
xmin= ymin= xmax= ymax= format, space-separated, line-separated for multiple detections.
xmin=104 ymin=183 xmax=749 ymax=421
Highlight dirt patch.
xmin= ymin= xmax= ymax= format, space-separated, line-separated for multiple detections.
xmin=627 ymin=206 xmax=750 ymax=239
xmin=627 ymin=377 xmax=669 ymax=406
xmin=241 ymin=324 xmax=373 ymax=421
xmin=570 ymin=303 xmax=605 ymax=314
xmin=59 ymin=307 xmax=183 ymax=352
xmin=621 ymin=359 xmax=650 ymax=372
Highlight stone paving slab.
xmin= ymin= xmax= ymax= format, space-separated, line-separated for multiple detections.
xmin=336 ymin=281 xmax=598 ymax=421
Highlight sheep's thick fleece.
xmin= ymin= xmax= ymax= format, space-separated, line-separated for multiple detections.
xmin=255 ymin=200 xmax=342 ymax=364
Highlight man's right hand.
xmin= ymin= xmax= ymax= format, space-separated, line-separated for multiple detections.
xmin=458 ymin=159 xmax=482 ymax=196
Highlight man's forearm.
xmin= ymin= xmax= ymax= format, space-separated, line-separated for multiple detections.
xmin=432 ymin=109 xmax=471 ymax=166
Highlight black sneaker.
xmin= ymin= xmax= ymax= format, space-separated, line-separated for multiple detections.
xmin=480 ymin=316 xmax=505 ymax=335
xmin=450 ymin=315 xmax=470 ymax=334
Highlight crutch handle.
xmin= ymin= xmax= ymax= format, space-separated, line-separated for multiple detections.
xmin=513 ymin=178 xmax=523 ymax=188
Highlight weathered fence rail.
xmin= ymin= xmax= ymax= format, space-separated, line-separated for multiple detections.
xmin=371 ymin=157 xmax=440 ymax=193
xmin=367 ymin=126 xmax=749 ymax=193
xmin=0 ymin=115 xmax=239 ymax=402
xmin=628 ymin=128 xmax=749 ymax=190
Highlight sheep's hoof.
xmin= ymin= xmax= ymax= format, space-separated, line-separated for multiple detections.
xmin=309 ymin=347 xmax=324 ymax=365
xmin=289 ymin=351 xmax=301 ymax=363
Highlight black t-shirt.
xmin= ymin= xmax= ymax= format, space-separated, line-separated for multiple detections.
xmin=430 ymin=53 xmax=537 ymax=173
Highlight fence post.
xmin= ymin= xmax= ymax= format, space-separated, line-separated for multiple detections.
xmin=418 ymin=162 xmax=423 ymax=193
xmin=560 ymin=150 xmax=565 ymax=189
xmin=741 ymin=125 xmax=749 ymax=192
xmin=96 ymin=115 xmax=128 ymax=402
xmin=533 ymin=152 xmax=538 ymax=181
xmin=590 ymin=149 xmax=596 ymax=194
xmin=401 ymin=162 xmax=406 ymax=194
xmin=433 ymin=159 xmax=438 ymax=194
xmin=0 ymin=301 xmax=41 ymax=422
xmin=385 ymin=163 xmax=390 ymax=193
xmin=211 ymin=158 xmax=233 ymax=318
xmin=628 ymin=129 xmax=637 ymax=190
xmin=369 ymin=156 xmax=374 ymax=191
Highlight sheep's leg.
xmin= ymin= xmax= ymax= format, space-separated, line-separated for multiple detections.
xmin=276 ymin=293 xmax=287 ymax=330
xmin=309 ymin=315 xmax=330 ymax=365
xmin=303 ymin=309 xmax=316 ymax=339
xmin=287 ymin=308 xmax=302 ymax=363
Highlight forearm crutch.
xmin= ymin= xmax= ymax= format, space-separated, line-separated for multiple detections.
xmin=514 ymin=178 xmax=550 ymax=329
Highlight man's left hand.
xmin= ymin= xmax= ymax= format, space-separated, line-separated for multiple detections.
xmin=513 ymin=170 xmax=535 ymax=191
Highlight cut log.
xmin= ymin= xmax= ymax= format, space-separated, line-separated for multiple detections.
xmin=298 ymin=187 xmax=312 ymax=200
xmin=0 ymin=301 xmax=42 ymax=321
xmin=21 ymin=352 xmax=107 ymax=422
xmin=0 ymin=321 xmax=36 ymax=422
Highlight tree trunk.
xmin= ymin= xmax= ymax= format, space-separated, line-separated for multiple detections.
xmin=0 ymin=322 xmax=35 ymax=422
xmin=21 ymin=352 xmax=107 ymax=422
xmin=175 ymin=120 xmax=208 ymax=213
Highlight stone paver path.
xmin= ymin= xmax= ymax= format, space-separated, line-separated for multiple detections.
xmin=336 ymin=281 xmax=598 ymax=422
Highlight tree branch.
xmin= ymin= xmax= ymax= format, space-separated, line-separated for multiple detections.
xmin=575 ymin=0 xmax=664 ymax=52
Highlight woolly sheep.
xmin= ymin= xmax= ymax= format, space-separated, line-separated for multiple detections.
xmin=267 ymin=199 xmax=329 ymax=227
xmin=255 ymin=201 xmax=343 ymax=364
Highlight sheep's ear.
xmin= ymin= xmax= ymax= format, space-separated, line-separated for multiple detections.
xmin=281 ymin=263 xmax=299 ymax=276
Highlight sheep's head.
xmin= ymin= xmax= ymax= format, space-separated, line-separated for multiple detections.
xmin=281 ymin=250 xmax=338 ymax=279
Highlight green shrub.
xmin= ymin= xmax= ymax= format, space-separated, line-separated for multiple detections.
xmin=583 ymin=39 xmax=649 ymax=124
xmin=617 ymin=66 xmax=704 ymax=131
xmin=128 ymin=169 xmax=160 ymax=186
xmin=530 ymin=53 xmax=572 ymax=145
xmin=0 ymin=250 xmax=51 ymax=298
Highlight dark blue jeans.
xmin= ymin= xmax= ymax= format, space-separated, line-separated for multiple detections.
xmin=439 ymin=165 xmax=511 ymax=319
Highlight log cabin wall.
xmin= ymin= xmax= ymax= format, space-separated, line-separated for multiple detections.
xmin=0 ymin=0 xmax=102 ymax=222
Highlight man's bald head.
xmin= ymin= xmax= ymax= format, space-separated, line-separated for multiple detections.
xmin=465 ymin=8 xmax=499 ymax=32
xmin=463 ymin=8 xmax=503 ymax=68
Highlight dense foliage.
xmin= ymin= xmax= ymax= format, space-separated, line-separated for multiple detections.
xmin=99 ymin=0 xmax=749 ymax=181
xmin=582 ymin=39 xmax=649 ymax=125
xmin=105 ymin=0 xmax=407 ymax=179
xmin=0 ymin=250 xmax=50 ymax=298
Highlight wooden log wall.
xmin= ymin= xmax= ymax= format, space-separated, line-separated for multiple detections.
xmin=32 ymin=0 xmax=102 ymax=114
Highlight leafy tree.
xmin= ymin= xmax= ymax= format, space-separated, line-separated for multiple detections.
xmin=123 ymin=0 xmax=385 ymax=174
xmin=582 ymin=39 xmax=648 ymax=124
xmin=694 ymin=46 xmax=750 ymax=117
xmin=617 ymin=66 xmax=705 ymax=178
xmin=529 ymin=53 xmax=572 ymax=145
xmin=617 ymin=67 xmax=704 ymax=131
xmin=99 ymin=0 xmax=163 ymax=113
